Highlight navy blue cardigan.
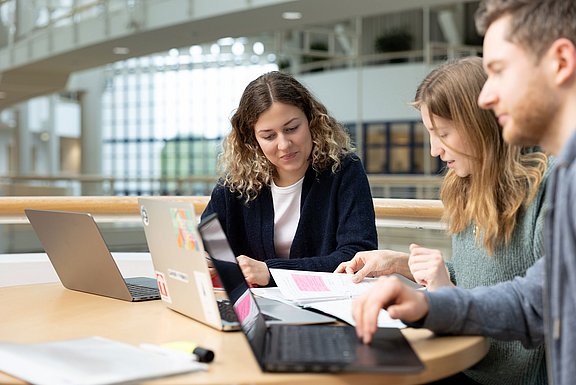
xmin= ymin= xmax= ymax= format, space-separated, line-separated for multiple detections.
xmin=201 ymin=154 xmax=378 ymax=273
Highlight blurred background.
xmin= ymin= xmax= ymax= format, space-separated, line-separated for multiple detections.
xmin=0 ymin=0 xmax=484 ymax=256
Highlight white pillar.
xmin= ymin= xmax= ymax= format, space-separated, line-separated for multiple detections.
xmin=76 ymin=69 xmax=105 ymax=195
xmin=15 ymin=102 xmax=31 ymax=175
xmin=46 ymin=94 xmax=59 ymax=175
xmin=14 ymin=0 xmax=35 ymax=40
xmin=354 ymin=16 xmax=364 ymax=163
xmin=0 ymin=127 xmax=10 ymax=174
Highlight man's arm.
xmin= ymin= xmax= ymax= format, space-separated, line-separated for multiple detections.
xmin=421 ymin=257 xmax=545 ymax=348
xmin=354 ymin=258 xmax=545 ymax=348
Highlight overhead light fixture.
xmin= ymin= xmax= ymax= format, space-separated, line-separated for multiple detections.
xmin=210 ymin=43 xmax=220 ymax=55
xmin=282 ymin=11 xmax=302 ymax=20
xmin=189 ymin=45 xmax=203 ymax=56
xmin=231 ymin=42 xmax=245 ymax=55
xmin=253 ymin=42 xmax=264 ymax=55
xmin=113 ymin=47 xmax=130 ymax=55
xmin=217 ymin=37 xmax=235 ymax=46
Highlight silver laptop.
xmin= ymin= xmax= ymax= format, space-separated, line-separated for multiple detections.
xmin=138 ymin=198 xmax=335 ymax=331
xmin=24 ymin=209 xmax=160 ymax=302
xmin=199 ymin=212 xmax=425 ymax=373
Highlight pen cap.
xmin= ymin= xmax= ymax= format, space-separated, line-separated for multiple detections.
xmin=192 ymin=346 xmax=214 ymax=363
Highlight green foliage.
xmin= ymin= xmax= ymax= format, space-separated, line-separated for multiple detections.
xmin=375 ymin=28 xmax=412 ymax=53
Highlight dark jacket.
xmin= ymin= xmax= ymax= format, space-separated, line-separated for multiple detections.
xmin=201 ymin=154 xmax=378 ymax=274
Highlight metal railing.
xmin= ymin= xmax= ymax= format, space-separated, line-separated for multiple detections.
xmin=292 ymin=43 xmax=482 ymax=74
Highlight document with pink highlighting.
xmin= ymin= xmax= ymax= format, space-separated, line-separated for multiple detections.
xmin=269 ymin=268 xmax=377 ymax=304
xmin=256 ymin=270 xmax=410 ymax=328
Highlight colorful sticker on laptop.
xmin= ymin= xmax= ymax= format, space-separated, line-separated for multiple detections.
xmin=169 ymin=207 xmax=202 ymax=251
xmin=155 ymin=271 xmax=172 ymax=304
xmin=194 ymin=271 xmax=220 ymax=326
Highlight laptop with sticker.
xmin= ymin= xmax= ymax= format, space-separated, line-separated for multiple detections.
xmin=198 ymin=212 xmax=425 ymax=374
xmin=138 ymin=198 xmax=334 ymax=332
xmin=25 ymin=209 xmax=160 ymax=302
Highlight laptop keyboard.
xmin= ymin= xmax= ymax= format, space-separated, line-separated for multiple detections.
xmin=217 ymin=299 xmax=278 ymax=322
xmin=273 ymin=325 xmax=356 ymax=363
xmin=126 ymin=283 xmax=160 ymax=298
xmin=217 ymin=299 xmax=240 ymax=323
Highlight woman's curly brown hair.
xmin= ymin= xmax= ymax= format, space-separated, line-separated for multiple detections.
xmin=218 ymin=71 xmax=353 ymax=202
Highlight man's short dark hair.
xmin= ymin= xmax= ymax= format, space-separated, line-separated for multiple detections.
xmin=475 ymin=0 xmax=576 ymax=60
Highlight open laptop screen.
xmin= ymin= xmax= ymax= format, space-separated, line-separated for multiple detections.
xmin=199 ymin=213 xmax=426 ymax=374
xmin=198 ymin=213 xmax=268 ymax=362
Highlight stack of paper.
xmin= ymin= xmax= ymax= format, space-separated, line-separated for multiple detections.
xmin=252 ymin=269 xmax=413 ymax=328
xmin=0 ymin=336 xmax=207 ymax=385
xmin=270 ymin=268 xmax=378 ymax=304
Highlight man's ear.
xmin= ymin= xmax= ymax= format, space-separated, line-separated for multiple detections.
xmin=549 ymin=38 xmax=576 ymax=86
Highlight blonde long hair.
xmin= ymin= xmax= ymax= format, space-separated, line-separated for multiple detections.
xmin=413 ymin=57 xmax=547 ymax=254
xmin=219 ymin=71 xmax=353 ymax=202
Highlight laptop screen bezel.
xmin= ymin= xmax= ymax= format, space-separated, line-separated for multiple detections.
xmin=198 ymin=213 xmax=269 ymax=367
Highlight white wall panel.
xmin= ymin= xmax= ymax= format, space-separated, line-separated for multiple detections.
xmin=300 ymin=63 xmax=434 ymax=123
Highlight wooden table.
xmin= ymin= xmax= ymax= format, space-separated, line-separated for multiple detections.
xmin=0 ymin=283 xmax=488 ymax=385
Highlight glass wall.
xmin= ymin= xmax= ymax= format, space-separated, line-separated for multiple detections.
xmin=363 ymin=121 xmax=443 ymax=174
xmin=101 ymin=54 xmax=277 ymax=195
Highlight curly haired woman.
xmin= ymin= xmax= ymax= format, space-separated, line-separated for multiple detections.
xmin=202 ymin=71 xmax=377 ymax=287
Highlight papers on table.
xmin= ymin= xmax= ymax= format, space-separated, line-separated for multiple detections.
xmin=252 ymin=287 xmax=405 ymax=328
xmin=269 ymin=268 xmax=377 ymax=304
xmin=0 ymin=336 xmax=207 ymax=385
xmin=304 ymin=298 xmax=406 ymax=329
xmin=254 ymin=269 xmax=414 ymax=328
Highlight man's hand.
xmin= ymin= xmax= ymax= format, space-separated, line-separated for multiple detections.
xmin=353 ymin=276 xmax=429 ymax=344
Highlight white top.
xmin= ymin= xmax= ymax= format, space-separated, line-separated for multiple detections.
xmin=271 ymin=177 xmax=304 ymax=258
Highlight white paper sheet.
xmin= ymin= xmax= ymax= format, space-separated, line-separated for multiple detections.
xmin=0 ymin=336 xmax=207 ymax=385
xmin=251 ymin=287 xmax=405 ymax=328
xmin=269 ymin=268 xmax=377 ymax=304
xmin=303 ymin=298 xmax=406 ymax=328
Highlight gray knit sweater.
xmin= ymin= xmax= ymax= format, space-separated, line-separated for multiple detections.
xmin=446 ymin=167 xmax=551 ymax=385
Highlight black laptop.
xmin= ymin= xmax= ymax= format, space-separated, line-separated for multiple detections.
xmin=197 ymin=213 xmax=425 ymax=373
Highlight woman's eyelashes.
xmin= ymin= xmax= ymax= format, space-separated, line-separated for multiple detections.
xmin=261 ymin=126 xmax=298 ymax=141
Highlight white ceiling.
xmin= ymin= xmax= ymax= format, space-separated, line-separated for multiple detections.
xmin=0 ymin=0 xmax=474 ymax=110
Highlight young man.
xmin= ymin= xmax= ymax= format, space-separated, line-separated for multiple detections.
xmin=352 ymin=1 xmax=576 ymax=385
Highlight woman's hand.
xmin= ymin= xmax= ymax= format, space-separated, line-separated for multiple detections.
xmin=236 ymin=255 xmax=270 ymax=287
xmin=334 ymin=249 xmax=412 ymax=283
xmin=408 ymin=243 xmax=453 ymax=291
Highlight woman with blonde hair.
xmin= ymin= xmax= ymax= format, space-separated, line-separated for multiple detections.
xmin=336 ymin=56 xmax=550 ymax=385
xmin=202 ymin=71 xmax=377 ymax=287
